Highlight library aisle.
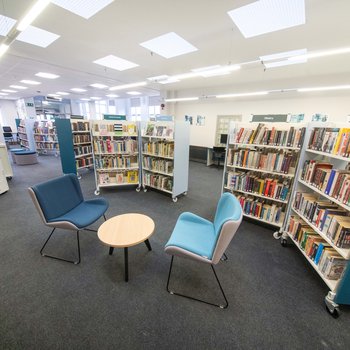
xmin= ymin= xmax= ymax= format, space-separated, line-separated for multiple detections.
xmin=0 ymin=154 xmax=349 ymax=349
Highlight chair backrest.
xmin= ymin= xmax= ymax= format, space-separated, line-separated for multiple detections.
xmin=211 ymin=192 xmax=242 ymax=264
xmin=3 ymin=126 xmax=12 ymax=132
xmin=29 ymin=174 xmax=84 ymax=222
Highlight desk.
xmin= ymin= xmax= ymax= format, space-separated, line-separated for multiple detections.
xmin=98 ymin=213 xmax=155 ymax=281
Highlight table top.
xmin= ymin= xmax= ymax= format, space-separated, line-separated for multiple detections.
xmin=98 ymin=213 xmax=155 ymax=248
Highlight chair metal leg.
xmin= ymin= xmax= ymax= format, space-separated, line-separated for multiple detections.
xmin=221 ymin=253 xmax=228 ymax=261
xmin=40 ymin=228 xmax=81 ymax=265
xmin=103 ymin=214 xmax=107 ymax=221
xmin=166 ymin=256 xmax=229 ymax=309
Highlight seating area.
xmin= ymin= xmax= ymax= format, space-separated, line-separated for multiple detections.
xmin=14 ymin=150 xmax=38 ymax=165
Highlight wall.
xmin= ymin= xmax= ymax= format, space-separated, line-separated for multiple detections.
xmin=0 ymin=100 xmax=18 ymax=131
xmin=173 ymin=93 xmax=350 ymax=147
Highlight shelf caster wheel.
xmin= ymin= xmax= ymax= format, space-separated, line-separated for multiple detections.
xmin=172 ymin=197 xmax=178 ymax=203
xmin=136 ymin=187 xmax=141 ymax=192
xmin=326 ymin=305 xmax=340 ymax=318
xmin=184 ymin=192 xmax=187 ymax=196
xmin=7 ymin=176 xmax=12 ymax=180
xmin=55 ymin=153 xmax=59 ymax=157
xmin=280 ymin=239 xmax=287 ymax=247
xmin=77 ymin=174 xmax=82 ymax=180
xmin=325 ymin=293 xmax=339 ymax=318
xmin=94 ymin=190 xmax=100 ymax=196
xmin=273 ymin=231 xmax=281 ymax=239
xmin=143 ymin=188 xmax=148 ymax=193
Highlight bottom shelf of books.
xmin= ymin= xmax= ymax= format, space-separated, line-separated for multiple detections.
xmin=95 ymin=170 xmax=140 ymax=194
xmin=142 ymin=171 xmax=173 ymax=194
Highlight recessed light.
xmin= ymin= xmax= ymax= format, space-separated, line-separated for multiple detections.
xmin=16 ymin=25 xmax=60 ymax=48
xmin=90 ymin=96 xmax=102 ymax=100
xmin=90 ymin=83 xmax=108 ymax=89
xmin=140 ymin=32 xmax=198 ymax=59
xmin=126 ymin=91 xmax=142 ymax=95
xmin=51 ymin=0 xmax=114 ymax=19
xmin=260 ymin=48 xmax=307 ymax=68
xmin=2 ymin=89 xmax=17 ymax=93
xmin=109 ymin=81 xmax=146 ymax=91
xmin=0 ymin=14 xmax=16 ymax=36
xmin=81 ymin=98 xmax=90 ymax=101
xmin=106 ymin=94 xmax=119 ymax=98
xmin=93 ymin=54 xmax=139 ymax=71
xmin=228 ymin=0 xmax=305 ymax=38
xmin=289 ymin=47 xmax=350 ymax=61
xmin=70 ymin=88 xmax=87 ymax=92
xmin=0 ymin=43 xmax=9 ymax=58
xmin=165 ymin=97 xmax=199 ymax=102
xmin=20 ymin=79 xmax=41 ymax=85
xmin=298 ymin=85 xmax=350 ymax=92
xmin=10 ymin=85 xmax=28 ymax=90
xmin=35 ymin=72 xmax=60 ymax=79
xmin=0 ymin=92 xmax=9 ymax=96
xmin=16 ymin=0 xmax=51 ymax=31
xmin=56 ymin=91 xmax=69 ymax=95
xmin=147 ymin=75 xmax=169 ymax=82
xmin=216 ymin=91 xmax=269 ymax=98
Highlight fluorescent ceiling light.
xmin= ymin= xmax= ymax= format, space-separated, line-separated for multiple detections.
xmin=147 ymin=75 xmax=169 ymax=82
xmin=289 ymin=47 xmax=350 ymax=61
xmin=47 ymin=93 xmax=60 ymax=97
xmin=260 ymin=48 xmax=307 ymax=68
xmin=51 ymin=0 xmax=114 ymax=19
xmin=109 ymin=81 xmax=146 ymax=91
xmin=0 ymin=92 xmax=9 ymax=96
xmin=90 ymin=97 xmax=102 ymax=100
xmin=81 ymin=98 xmax=90 ymax=101
xmin=165 ymin=97 xmax=199 ymax=102
xmin=71 ymin=88 xmax=87 ymax=92
xmin=0 ymin=44 xmax=9 ymax=58
xmin=42 ymin=101 xmax=50 ymax=105
xmin=0 ymin=15 xmax=16 ymax=36
xmin=20 ymin=79 xmax=41 ymax=85
xmin=35 ymin=72 xmax=60 ymax=79
xmin=90 ymin=83 xmax=108 ymax=89
xmin=93 ymin=54 xmax=138 ymax=71
xmin=2 ymin=89 xmax=17 ymax=93
xmin=17 ymin=0 xmax=51 ymax=31
xmin=106 ymin=94 xmax=119 ymax=98
xmin=10 ymin=85 xmax=28 ymax=90
xmin=216 ymin=91 xmax=269 ymax=98
xmin=17 ymin=25 xmax=60 ymax=48
xmin=192 ymin=64 xmax=241 ymax=77
xmin=228 ymin=0 xmax=305 ymax=38
xmin=158 ymin=78 xmax=180 ymax=85
xmin=172 ymin=72 xmax=198 ymax=80
xmin=56 ymin=91 xmax=69 ymax=95
xmin=126 ymin=91 xmax=142 ymax=96
xmin=298 ymin=85 xmax=350 ymax=92
xmin=140 ymin=32 xmax=198 ymax=59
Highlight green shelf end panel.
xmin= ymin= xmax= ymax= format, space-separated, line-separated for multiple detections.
xmin=335 ymin=262 xmax=350 ymax=305
xmin=55 ymin=118 xmax=76 ymax=175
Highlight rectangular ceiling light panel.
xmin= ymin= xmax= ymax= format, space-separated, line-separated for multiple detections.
xmin=228 ymin=0 xmax=305 ymax=38
xmin=126 ymin=91 xmax=141 ymax=95
xmin=0 ymin=15 xmax=16 ymax=36
xmin=35 ymin=72 xmax=60 ymax=79
xmin=90 ymin=83 xmax=108 ymax=89
xmin=20 ymin=80 xmax=41 ymax=85
xmin=93 ymin=55 xmax=139 ymax=71
xmin=71 ymin=88 xmax=87 ymax=92
xmin=51 ymin=0 xmax=114 ymax=19
xmin=10 ymin=85 xmax=27 ymax=89
xmin=16 ymin=25 xmax=60 ymax=48
xmin=140 ymin=32 xmax=198 ymax=59
xmin=260 ymin=48 xmax=307 ymax=68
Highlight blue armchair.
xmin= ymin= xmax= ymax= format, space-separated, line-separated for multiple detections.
xmin=29 ymin=174 xmax=109 ymax=264
xmin=165 ymin=192 xmax=242 ymax=308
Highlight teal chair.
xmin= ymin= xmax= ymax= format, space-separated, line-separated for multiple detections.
xmin=165 ymin=192 xmax=242 ymax=308
xmin=29 ymin=174 xmax=109 ymax=264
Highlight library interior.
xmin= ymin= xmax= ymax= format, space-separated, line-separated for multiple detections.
xmin=1 ymin=0 xmax=350 ymax=349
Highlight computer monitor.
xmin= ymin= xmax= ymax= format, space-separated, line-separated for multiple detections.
xmin=220 ymin=134 xmax=228 ymax=145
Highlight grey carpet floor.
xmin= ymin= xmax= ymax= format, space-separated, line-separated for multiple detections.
xmin=0 ymin=154 xmax=349 ymax=350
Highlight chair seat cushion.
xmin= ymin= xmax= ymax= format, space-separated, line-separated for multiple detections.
xmin=14 ymin=150 xmax=36 ymax=155
xmin=165 ymin=212 xmax=216 ymax=259
xmin=48 ymin=198 xmax=108 ymax=229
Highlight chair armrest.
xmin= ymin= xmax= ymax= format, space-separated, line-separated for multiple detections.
xmin=178 ymin=212 xmax=212 ymax=226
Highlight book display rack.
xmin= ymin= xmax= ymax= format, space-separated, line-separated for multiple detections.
xmin=33 ymin=120 xmax=59 ymax=156
xmin=141 ymin=121 xmax=189 ymax=202
xmin=280 ymin=123 xmax=350 ymax=317
xmin=91 ymin=120 xmax=141 ymax=195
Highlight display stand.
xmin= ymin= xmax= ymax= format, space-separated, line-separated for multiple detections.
xmin=141 ymin=121 xmax=189 ymax=202
xmin=222 ymin=122 xmax=305 ymax=227
xmin=91 ymin=119 xmax=141 ymax=195
xmin=17 ymin=119 xmax=36 ymax=151
xmin=33 ymin=120 xmax=59 ymax=156
xmin=280 ymin=122 xmax=350 ymax=317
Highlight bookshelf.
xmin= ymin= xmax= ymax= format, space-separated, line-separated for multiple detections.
xmin=223 ymin=122 xmax=305 ymax=228
xmin=17 ymin=119 xmax=36 ymax=151
xmin=281 ymin=123 xmax=350 ymax=317
xmin=33 ymin=120 xmax=59 ymax=156
xmin=91 ymin=120 xmax=141 ymax=194
xmin=141 ymin=121 xmax=189 ymax=202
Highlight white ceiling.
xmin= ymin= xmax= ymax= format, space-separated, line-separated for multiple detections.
xmin=0 ymin=0 xmax=350 ymax=101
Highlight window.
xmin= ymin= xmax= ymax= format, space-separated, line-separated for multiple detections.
xmin=78 ymin=101 xmax=91 ymax=119
xmin=130 ymin=106 xmax=141 ymax=121
xmin=148 ymin=105 xmax=160 ymax=121
xmin=95 ymin=100 xmax=107 ymax=119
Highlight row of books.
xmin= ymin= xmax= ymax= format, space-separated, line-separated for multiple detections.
xmin=287 ymin=216 xmax=346 ymax=280
xmin=73 ymin=134 xmax=91 ymax=144
xmin=93 ymin=138 xmax=138 ymax=154
xmin=227 ymin=149 xmax=297 ymax=175
xmin=142 ymin=157 xmax=173 ymax=175
xmin=93 ymin=122 xmax=137 ymax=135
xmin=143 ymin=141 xmax=174 ymax=158
xmin=76 ymin=157 xmax=93 ymax=169
xmin=308 ymin=127 xmax=350 ymax=157
xmin=95 ymin=155 xmax=138 ymax=169
xmin=301 ymin=160 xmax=350 ymax=205
xmin=98 ymin=170 xmax=138 ymax=185
xmin=33 ymin=121 xmax=55 ymax=135
xmin=35 ymin=142 xmax=59 ymax=150
xmin=71 ymin=121 xmax=90 ymax=132
xmin=233 ymin=124 xmax=305 ymax=148
xmin=293 ymin=192 xmax=350 ymax=249
xmin=34 ymin=135 xmax=58 ymax=142
xmin=143 ymin=123 xmax=174 ymax=138
xmin=236 ymin=194 xmax=285 ymax=225
xmin=74 ymin=145 xmax=92 ymax=156
xmin=143 ymin=172 xmax=173 ymax=192
xmin=226 ymin=171 xmax=291 ymax=201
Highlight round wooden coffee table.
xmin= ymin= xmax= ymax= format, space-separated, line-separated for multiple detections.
xmin=98 ymin=213 xmax=155 ymax=282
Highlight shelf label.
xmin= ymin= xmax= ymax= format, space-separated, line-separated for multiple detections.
xmin=103 ymin=114 xmax=126 ymax=120
xmin=251 ymin=114 xmax=288 ymax=122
